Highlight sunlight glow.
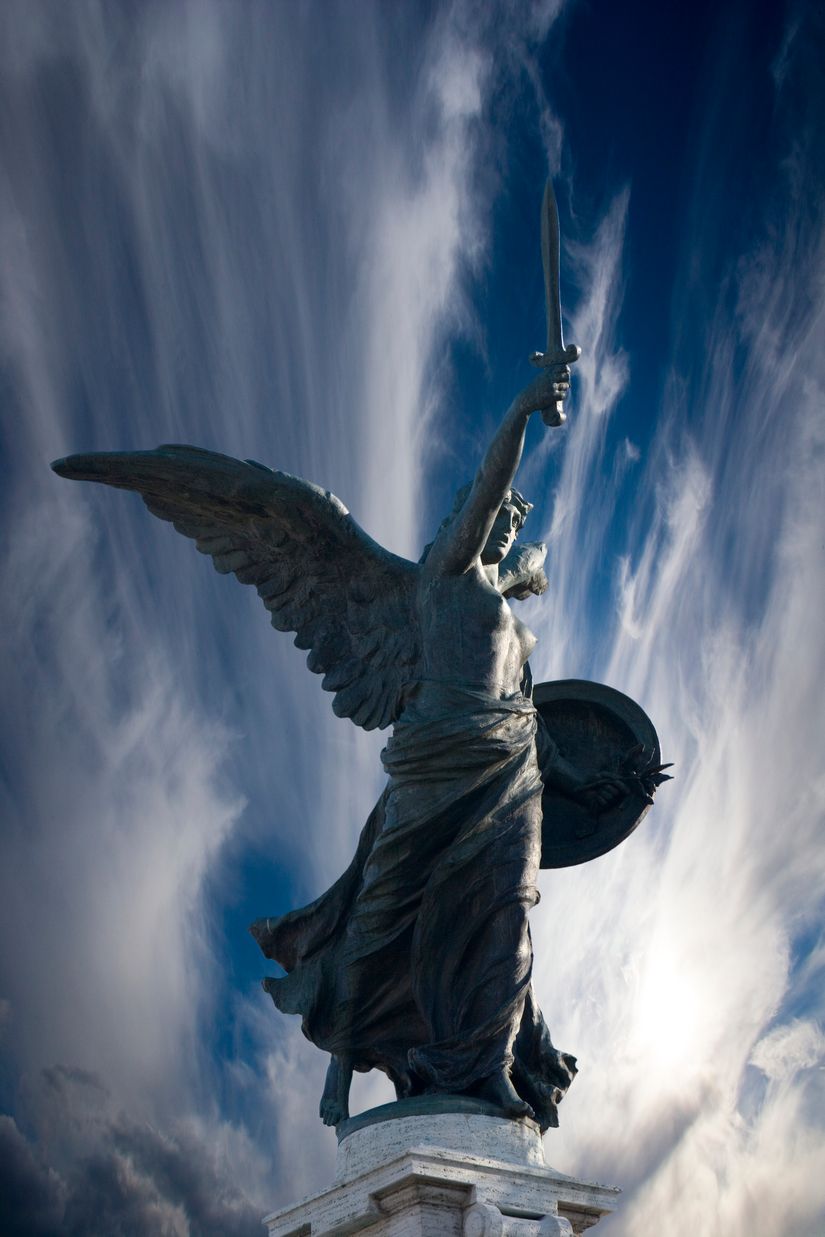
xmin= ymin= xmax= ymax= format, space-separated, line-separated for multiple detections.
xmin=630 ymin=940 xmax=704 ymax=1074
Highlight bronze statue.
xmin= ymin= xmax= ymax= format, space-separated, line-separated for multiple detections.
xmin=51 ymin=182 xmax=669 ymax=1134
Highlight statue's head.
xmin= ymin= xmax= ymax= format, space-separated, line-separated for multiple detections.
xmin=420 ymin=484 xmax=546 ymax=596
xmin=480 ymin=491 xmax=531 ymax=565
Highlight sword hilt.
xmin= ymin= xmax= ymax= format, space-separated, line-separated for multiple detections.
xmin=529 ymin=343 xmax=581 ymax=427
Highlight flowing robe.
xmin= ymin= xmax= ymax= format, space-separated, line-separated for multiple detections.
xmin=253 ymin=681 xmax=576 ymax=1129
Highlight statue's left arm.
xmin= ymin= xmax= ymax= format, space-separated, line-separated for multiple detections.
xmin=537 ymin=714 xmax=663 ymax=812
xmin=424 ymin=367 xmax=570 ymax=576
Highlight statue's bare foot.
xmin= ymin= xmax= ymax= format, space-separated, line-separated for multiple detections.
xmin=319 ymin=1096 xmax=345 ymax=1127
xmin=319 ymin=1055 xmax=352 ymax=1127
xmin=476 ymin=1069 xmax=535 ymax=1121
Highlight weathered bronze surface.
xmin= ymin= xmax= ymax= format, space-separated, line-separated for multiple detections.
xmin=51 ymin=183 xmax=669 ymax=1134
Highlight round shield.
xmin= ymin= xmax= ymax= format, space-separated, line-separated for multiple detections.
xmin=535 ymin=679 xmax=662 ymax=869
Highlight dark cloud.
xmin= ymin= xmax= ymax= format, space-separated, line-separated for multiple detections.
xmin=41 ymin=1064 xmax=109 ymax=1100
xmin=61 ymin=1118 xmax=261 ymax=1237
xmin=1 ymin=1067 xmax=261 ymax=1237
xmin=0 ymin=1115 xmax=65 ymax=1237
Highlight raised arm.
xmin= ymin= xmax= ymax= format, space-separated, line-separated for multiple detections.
xmin=424 ymin=366 xmax=570 ymax=576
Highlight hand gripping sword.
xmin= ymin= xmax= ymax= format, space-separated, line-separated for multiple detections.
xmin=530 ymin=179 xmax=581 ymax=427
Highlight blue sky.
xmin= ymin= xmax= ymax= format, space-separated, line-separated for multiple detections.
xmin=1 ymin=1 xmax=824 ymax=1233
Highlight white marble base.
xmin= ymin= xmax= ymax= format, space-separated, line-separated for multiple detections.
xmin=264 ymin=1111 xmax=618 ymax=1236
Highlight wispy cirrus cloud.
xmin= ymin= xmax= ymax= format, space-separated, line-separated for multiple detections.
xmin=526 ymin=9 xmax=825 ymax=1234
xmin=3 ymin=2 xmax=823 ymax=1234
xmin=0 ymin=1068 xmax=266 ymax=1237
xmin=0 ymin=0 xmax=570 ymax=1227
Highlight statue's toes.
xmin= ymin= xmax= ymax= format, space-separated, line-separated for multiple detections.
xmin=319 ymin=1100 xmax=344 ymax=1127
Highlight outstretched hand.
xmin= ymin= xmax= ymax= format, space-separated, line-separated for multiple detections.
xmin=576 ymin=744 xmax=674 ymax=815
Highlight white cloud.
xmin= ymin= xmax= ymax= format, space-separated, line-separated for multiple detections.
xmin=0 ymin=0 xmax=569 ymax=1225
xmin=750 ymin=1020 xmax=825 ymax=1081
xmin=4 ymin=3 xmax=823 ymax=1235
xmin=524 ymin=19 xmax=825 ymax=1235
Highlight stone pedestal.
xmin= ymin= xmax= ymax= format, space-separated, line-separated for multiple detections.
xmin=264 ymin=1102 xmax=618 ymax=1236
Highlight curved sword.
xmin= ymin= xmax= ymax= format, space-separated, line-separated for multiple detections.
xmin=530 ymin=179 xmax=581 ymax=426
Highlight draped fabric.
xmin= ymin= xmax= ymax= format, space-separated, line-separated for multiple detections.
xmin=253 ymin=681 xmax=577 ymax=1128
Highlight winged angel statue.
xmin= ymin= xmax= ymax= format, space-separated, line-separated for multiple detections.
xmin=53 ymin=362 xmax=669 ymax=1133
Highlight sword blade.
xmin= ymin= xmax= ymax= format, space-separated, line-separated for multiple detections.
xmin=529 ymin=179 xmax=581 ymax=426
xmin=541 ymin=179 xmax=566 ymax=355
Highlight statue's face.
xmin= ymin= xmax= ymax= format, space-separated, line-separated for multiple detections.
xmin=481 ymin=500 xmax=521 ymax=565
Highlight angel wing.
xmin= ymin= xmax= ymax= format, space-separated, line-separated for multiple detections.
xmin=52 ymin=445 xmax=420 ymax=731
xmin=497 ymin=540 xmax=548 ymax=600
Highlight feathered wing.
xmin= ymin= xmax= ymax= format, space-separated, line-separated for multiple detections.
xmin=52 ymin=445 xmax=420 ymax=731
xmin=497 ymin=541 xmax=548 ymax=600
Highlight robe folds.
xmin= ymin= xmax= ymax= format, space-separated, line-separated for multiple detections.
xmin=253 ymin=680 xmax=577 ymax=1129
